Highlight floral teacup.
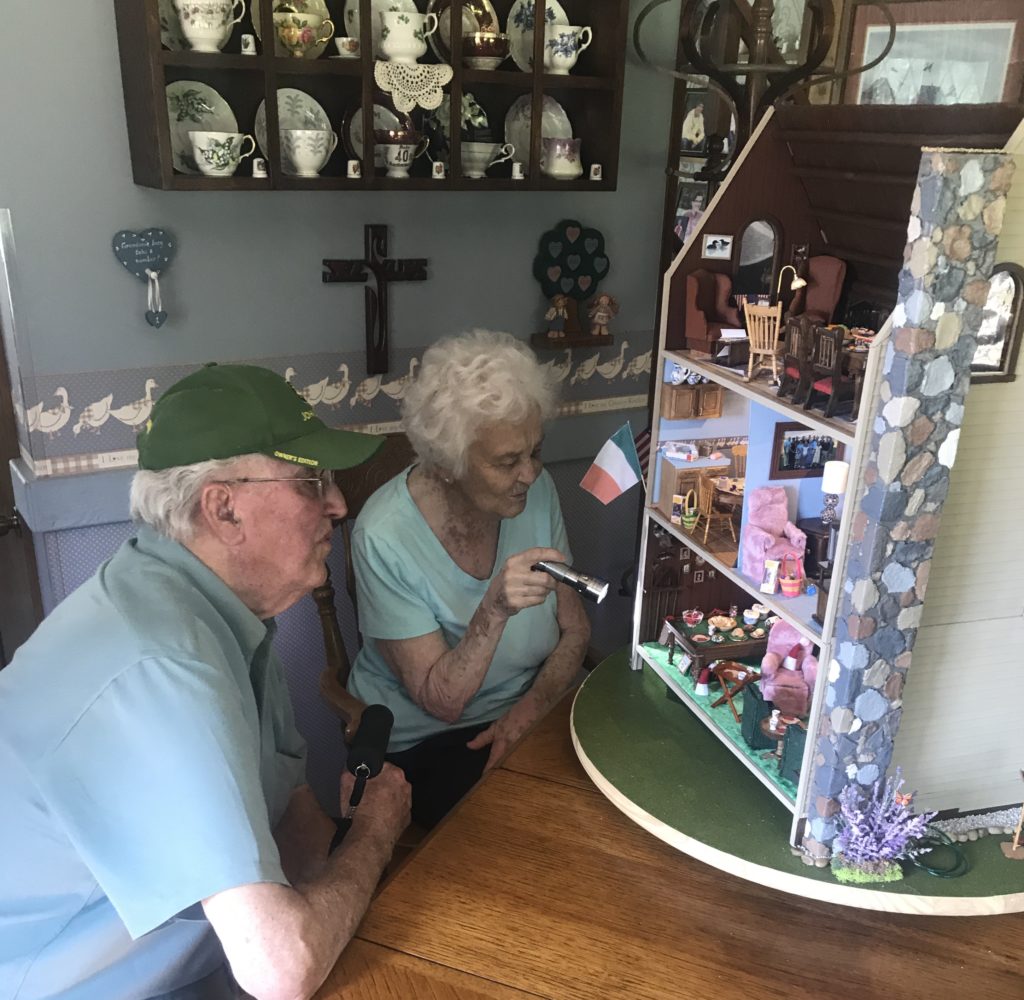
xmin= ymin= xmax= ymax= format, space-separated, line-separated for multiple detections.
xmin=460 ymin=141 xmax=514 ymax=179
xmin=282 ymin=128 xmax=339 ymax=177
xmin=174 ymin=0 xmax=246 ymax=53
xmin=540 ymin=136 xmax=582 ymax=180
xmin=542 ymin=24 xmax=592 ymax=75
xmin=188 ymin=131 xmax=256 ymax=176
xmin=379 ymin=10 xmax=438 ymax=64
xmin=273 ymin=11 xmax=335 ymax=57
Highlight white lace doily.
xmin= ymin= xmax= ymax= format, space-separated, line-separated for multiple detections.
xmin=374 ymin=60 xmax=453 ymax=113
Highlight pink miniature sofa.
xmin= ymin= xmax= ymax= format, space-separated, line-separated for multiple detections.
xmin=759 ymin=620 xmax=819 ymax=716
xmin=740 ymin=486 xmax=807 ymax=581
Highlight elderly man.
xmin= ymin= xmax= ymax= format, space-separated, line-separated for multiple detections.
xmin=0 ymin=365 xmax=411 ymax=1000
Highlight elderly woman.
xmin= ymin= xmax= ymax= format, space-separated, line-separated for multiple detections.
xmin=347 ymin=330 xmax=590 ymax=828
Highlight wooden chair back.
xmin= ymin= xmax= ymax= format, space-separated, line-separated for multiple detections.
xmin=783 ymin=316 xmax=814 ymax=363
xmin=811 ymin=325 xmax=845 ymax=379
xmin=315 ymin=433 xmax=416 ymax=739
xmin=730 ymin=444 xmax=747 ymax=478
xmin=696 ymin=474 xmax=717 ymax=516
xmin=743 ymin=302 xmax=783 ymax=352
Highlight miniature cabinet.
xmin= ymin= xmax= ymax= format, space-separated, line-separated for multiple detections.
xmin=113 ymin=0 xmax=629 ymax=191
xmin=660 ymin=382 xmax=723 ymax=419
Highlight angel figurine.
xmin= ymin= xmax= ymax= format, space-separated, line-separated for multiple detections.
xmin=544 ymin=293 xmax=569 ymax=339
xmin=588 ymin=292 xmax=619 ymax=339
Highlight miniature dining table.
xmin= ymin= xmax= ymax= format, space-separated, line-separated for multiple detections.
xmin=313 ymin=653 xmax=1024 ymax=1000
xmin=842 ymin=342 xmax=871 ymax=420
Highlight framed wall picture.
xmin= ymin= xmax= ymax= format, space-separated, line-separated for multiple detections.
xmin=769 ymin=423 xmax=844 ymax=480
xmin=971 ymin=262 xmax=1024 ymax=383
xmin=701 ymin=234 xmax=734 ymax=261
xmin=680 ymin=89 xmax=709 ymax=154
xmin=839 ymin=0 xmax=1024 ymax=106
xmin=673 ymin=179 xmax=708 ymax=245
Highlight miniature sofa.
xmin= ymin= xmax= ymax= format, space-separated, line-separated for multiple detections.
xmin=740 ymin=486 xmax=807 ymax=581
xmin=759 ymin=620 xmax=819 ymax=717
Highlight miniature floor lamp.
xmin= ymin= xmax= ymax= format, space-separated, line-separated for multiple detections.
xmin=775 ymin=264 xmax=807 ymax=299
xmin=820 ymin=459 xmax=850 ymax=564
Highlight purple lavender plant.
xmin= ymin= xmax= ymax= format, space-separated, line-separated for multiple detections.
xmin=834 ymin=768 xmax=936 ymax=866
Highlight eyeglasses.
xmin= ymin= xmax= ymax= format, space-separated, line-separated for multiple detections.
xmin=215 ymin=468 xmax=335 ymax=500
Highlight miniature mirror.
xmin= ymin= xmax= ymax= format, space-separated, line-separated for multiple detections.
xmin=770 ymin=422 xmax=843 ymax=480
xmin=733 ymin=218 xmax=782 ymax=298
xmin=971 ymin=262 xmax=1023 ymax=383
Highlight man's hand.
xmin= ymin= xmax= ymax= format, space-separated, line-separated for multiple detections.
xmin=486 ymin=547 xmax=564 ymax=619
xmin=342 ymin=763 xmax=411 ymax=844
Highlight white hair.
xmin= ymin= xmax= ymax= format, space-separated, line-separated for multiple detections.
xmin=401 ymin=330 xmax=557 ymax=478
xmin=129 ymin=454 xmax=257 ymax=543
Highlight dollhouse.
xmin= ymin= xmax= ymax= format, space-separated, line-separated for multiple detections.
xmin=571 ymin=102 xmax=1024 ymax=912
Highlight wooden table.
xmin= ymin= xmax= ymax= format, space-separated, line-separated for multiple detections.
xmin=843 ymin=345 xmax=870 ymax=419
xmin=316 ymin=677 xmax=1024 ymax=1000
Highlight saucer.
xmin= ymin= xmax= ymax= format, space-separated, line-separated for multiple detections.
xmin=330 ymin=53 xmax=360 ymax=59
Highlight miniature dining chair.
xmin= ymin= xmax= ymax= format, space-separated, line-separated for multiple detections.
xmin=778 ymin=316 xmax=814 ymax=402
xmin=803 ymin=325 xmax=855 ymax=418
xmin=742 ymin=301 xmax=783 ymax=382
xmin=729 ymin=443 xmax=747 ymax=478
xmin=694 ymin=473 xmax=737 ymax=545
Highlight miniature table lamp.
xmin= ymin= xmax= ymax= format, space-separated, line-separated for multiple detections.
xmin=820 ymin=460 xmax=849 ymax=565
xmin=775 ymin=264 xmax=807 ymax=298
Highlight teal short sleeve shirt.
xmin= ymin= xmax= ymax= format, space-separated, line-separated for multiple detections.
xmin=348 ymin=468 xmax=570 ymax=751
xmin=0 ymin=528 xmax=305 ymax=1000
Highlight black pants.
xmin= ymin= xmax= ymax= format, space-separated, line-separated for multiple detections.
xmin=386 ymin=721 xmax=494 ymax=830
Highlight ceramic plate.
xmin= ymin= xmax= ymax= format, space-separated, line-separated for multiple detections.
xmin=708 ymin=615 xmax=736 ymax=630
xmin=255 ymin=88 xmax=331 ymax=159
xmin=426 ymin=0 xmax=499 ymax=61
xmin=503 ymin=94 xmax=571 ymax=173
xmin=344 ymin=0 xmax=418 ymax=58
xmin=159 ymin=0 xmax=186 ymax=50
xmin=342 ymin=104 xmax=404 ymax=168
xmin=692 ymin=634 xmax=710 ymax=644
xmin=166 ymin=81 xmax=237 ymax=174
xmin=507 ymin=0 xmax=567 ymax=72
xmin=253 ymin=0 xmax=333 ymax=59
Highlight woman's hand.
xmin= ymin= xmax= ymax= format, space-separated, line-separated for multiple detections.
xmin=465 ymin=694 xmax=544 ymax=770
xmin=486 ymin=547 xmax=564 ymax=619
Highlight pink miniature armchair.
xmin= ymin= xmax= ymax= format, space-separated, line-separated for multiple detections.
xmin=759 ymin=620 xmax=819 ymax=716
xmin=740 ymin=486 xmax=806 ymax=581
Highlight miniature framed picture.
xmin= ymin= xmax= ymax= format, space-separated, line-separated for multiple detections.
xmin=680 ymin=89 xmax=708 ymax=154
xmin=760 ymin=559 xmax=780 ymax=594
xmin=701 ymin=234 xmax=733 ymax=260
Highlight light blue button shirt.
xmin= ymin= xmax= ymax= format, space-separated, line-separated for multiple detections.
xmin=348 ymin=468 xmax=570 ymax=752
xmin=0 ymin=527 xmax=305 ymax=1000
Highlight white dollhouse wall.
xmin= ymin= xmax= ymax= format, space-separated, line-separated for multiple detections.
xmin=893 ymin=122 xmax=1024 ymax=815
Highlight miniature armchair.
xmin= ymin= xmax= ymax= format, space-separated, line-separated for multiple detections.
xmin=759 ymin=620 xmax=819 ymax=717
xmin=683 ymin=268 xmax=742 ymax=353
xmin=740 ymin=486 xmax=806 ymax=581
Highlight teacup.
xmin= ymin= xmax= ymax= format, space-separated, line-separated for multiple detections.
xmin=462 ymin=31 xmax=509 ymax=70
xmin=281 ymin=128 xmax=339 ymax=177
xmin=273 ymin=10 xmax=334 ymax=57
xmin=460 ymin=141 xmax=514 ymax=179
xmin=174 ymin=0 xmax=246 ymax=53
xmin=334 ymin=35 xmax=360 ymax=58
xmin=539 ymin=136 xmax=582 ymax=180
xmin=374 ymin=129 xmax=428 ymax=178
xmin=188 ymin=130 xmax=255 ymax=176
xmin=378 ymin=10 xmax=438 ymax=64
xmin=543 ymin=24 xmax=592 ymax=75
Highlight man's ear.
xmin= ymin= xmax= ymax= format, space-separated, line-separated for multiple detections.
xmin=197 ymin=482 xmax=244 ymax=543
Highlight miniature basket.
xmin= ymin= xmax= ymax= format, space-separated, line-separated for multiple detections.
xmin=681 ymin=489 xmax=699 ymax=530
xmin=779 ymin=551 xmax=804 ymax=598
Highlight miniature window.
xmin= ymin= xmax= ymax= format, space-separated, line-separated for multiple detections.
xmin=971 ymin=262 xmax=1023 ymax=383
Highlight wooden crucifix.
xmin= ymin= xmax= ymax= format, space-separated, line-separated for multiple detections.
xmin=323 ymin=224 xmax=428 ymax=375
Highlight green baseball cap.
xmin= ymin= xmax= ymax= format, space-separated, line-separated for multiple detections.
xmin=137 ymin=363 xmax=385 ymax=471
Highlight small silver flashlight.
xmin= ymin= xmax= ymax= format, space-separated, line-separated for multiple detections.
xmin=532 ymin=561 xmax=610 ymax=604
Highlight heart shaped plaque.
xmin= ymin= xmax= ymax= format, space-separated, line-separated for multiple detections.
xmin=112 ymin=229 xmax=176 ymax=281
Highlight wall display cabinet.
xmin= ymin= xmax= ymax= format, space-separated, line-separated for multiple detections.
xmin=113 ymin=0 xmax=628 ymax=191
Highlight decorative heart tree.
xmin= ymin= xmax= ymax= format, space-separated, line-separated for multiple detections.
xmin=531 ymin=218 xmax=612 ymax=349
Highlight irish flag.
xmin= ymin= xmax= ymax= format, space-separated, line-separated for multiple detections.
xmin=580 ymin=423 xmax=644 ymax=504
